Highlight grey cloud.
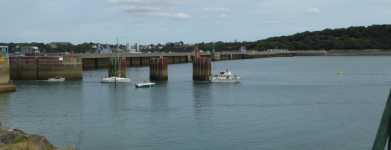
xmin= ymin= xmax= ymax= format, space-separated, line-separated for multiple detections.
xmin=107 ymin=0 xmax=187 ymax=6
xmin=285 ymin=15 xmax=299 ymax=19
xmin=204 ymin=7 xmax=231 ymax=12
xmin=217 ymin=14 xmax=228 ymax=18
xmin=107 ymin=0 xmax=191 ymax=20
xmin=306 ymin=8 xmax=321 ymax=14
xmin=264 ymin=21 xmax=280 ymax=24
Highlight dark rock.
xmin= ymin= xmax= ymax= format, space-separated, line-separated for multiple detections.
xmin=13 ymin=128 xmax=28 ymax=136
xmin=58 ymin=147 xmax=77 ymax=150
xmin=0 ymin=130 xmax=22 ymax=144
xmin=27 ymin=134 xmax=57 ymax=150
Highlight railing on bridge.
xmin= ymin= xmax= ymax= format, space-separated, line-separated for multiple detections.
xmin=373 ymin=89 xmax=391 ymax=150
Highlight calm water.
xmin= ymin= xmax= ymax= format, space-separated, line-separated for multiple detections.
xmin=1 ymin=56 xmax=391 ymax=149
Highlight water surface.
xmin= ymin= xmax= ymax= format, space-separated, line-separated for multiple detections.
xmin=1 ymin=56 xmax=391 ymax=149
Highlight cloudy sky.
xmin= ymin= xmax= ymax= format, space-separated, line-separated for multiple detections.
xmin=0 ymin=0 xmax=390 ymax=45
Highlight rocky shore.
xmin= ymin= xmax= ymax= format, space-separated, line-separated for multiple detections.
xmin=0 ymin=124 xmax=75 ymax=150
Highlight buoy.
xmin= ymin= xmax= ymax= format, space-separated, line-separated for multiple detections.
xmin=338 ymin=71 xmax=342 ymax=74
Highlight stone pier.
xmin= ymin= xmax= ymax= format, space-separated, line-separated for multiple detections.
xmin=210 ymin=52 xmax=221 ymax=61
xmin=0 ymin=57 xmax=16 ymax=93
xmin=193 ymin=57 xmax=211 ymax=81
xmin=9 ymin=54 xmax=83 ymax=80
xmin=149 ymin=58 xmax=168 ymax=80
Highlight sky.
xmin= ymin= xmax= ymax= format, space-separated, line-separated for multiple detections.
xmin=0 ymin=0 xmax=390 ymax=45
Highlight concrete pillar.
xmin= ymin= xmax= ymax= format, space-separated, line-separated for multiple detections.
xmin=97 ymin=58 xmax=109 ymax=68
xmin=210 ymin=52 xmax=221 ymax=61
xmin=131 ymin=57 xmax=141 ymax=66
xmin=141 ymin=57 xmax=150 ymax=66
xmin=193 ymin=57 xmax=211 ymax=81
xmin=17 ymin=57 xmax=37 ymax=80
xmin=126 ymin=57 xmax=131 ymax=67
xmin=187 ymin=55 xmax=192 ymax=62
xmin=0 ymin=57 xmax=10 ymax=84
xmin=174 ymin=56 xmax=180 ymax=63
xmin=9 ymin=58 xmax=18 ymax=80
xmin=108 ymin=58 xmax=126 ymax=77
xmin=166 ymin=56 xmax=174 ymax=64
xmin=149 ymin=58 xmax=168 ymax=80
xmin=82 ymin=58 xmax=95 ymax=69
xmin=230 ymin=54 xmax=233 ymax=60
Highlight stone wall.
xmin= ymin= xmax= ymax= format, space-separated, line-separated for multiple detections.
xmin=0 ymin=58 xmax=10 ymax=85
xmin=9 ymin=55 xmax=82 ymax=80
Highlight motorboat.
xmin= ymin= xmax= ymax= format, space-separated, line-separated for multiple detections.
xmin=135 ymin=81 xmax=155 ymax=88
xmin=48 ymin=76 xmax=65 ymax=81
xmin=209 ymin=69 xmax=242 ymax=83
xmin=101 ymin=76 xmax=131 ymax=83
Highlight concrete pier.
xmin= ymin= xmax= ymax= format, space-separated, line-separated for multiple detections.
xmin=108 ymin=58 xmax=126 ymax=77
xmin=0 ymin=85 xmax=16 ymax=93
xmin=210 ymin=52 xmax=221 ymax=61
xmin=0 ymin=57 xmax=16 ymax=93
xmin=193 ymin=57 xmax=211 ymax=81
xmin=0 ymin=57 xmax=10 ymax=84
xmin=149 ymin=58 xmax=168 ymax=80
xmin=9 ymin=54 xmax=83 ymax=80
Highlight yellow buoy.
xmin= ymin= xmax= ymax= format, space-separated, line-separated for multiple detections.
xmin=338 ymin=71 xmax=342 ymax=74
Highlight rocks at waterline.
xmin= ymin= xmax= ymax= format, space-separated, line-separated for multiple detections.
xmin=0 ymin=125 xmax=74 ymax=150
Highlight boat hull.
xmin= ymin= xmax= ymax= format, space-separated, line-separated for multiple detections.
xmin=209 ymin=77 xmax=242 ymax=83
xmin=209 ymin=79 xmax=241 ymax=83
xmin=48 ymin=78 xmax=65 ymax=81
xmin=101 ymin=77 xmax=131 ymax=83
xmin=135 ymin=83 xmax=155 ymax=88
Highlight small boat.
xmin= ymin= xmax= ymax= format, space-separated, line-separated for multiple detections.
xmin=48 ymin=76 xmax=65 ymax=81
xmin=101 ymin=76 xmax=131 ymax=83
xmin=135 ymin=81 xmax=155 ymax=88
xmin=209 ymin=69 xmax=242 ymax=83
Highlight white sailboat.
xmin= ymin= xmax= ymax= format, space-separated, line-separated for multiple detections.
xmin=101 ymin=37 xmax=131 ymax=83
xmin=101 ymin=75 xmax=131 ymax=83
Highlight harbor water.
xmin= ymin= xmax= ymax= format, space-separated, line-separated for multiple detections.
xmin=1 ymin=56 xmax=391 ymax=149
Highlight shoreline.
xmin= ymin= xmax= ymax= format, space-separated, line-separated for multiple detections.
xmin=294 ymin=49 xmax=391 ymax=56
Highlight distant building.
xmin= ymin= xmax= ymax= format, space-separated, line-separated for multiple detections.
xmin=92 ymin=45 xmax=97 ymax=48
xmin=0 ymin=46 xmax=9 ymax=57
xmin=173 ymin=42 xmax=181 ymax=46
xmin=95 ymin=43 xmax=111 ymax=53
xmin=239 ymin=46 xmax=246 ymax=52
xmin=21 ymin=46 xmax=40 ymax=56
xmin=49 ymin=42 xmax=72 ymax=48
xmin=165 ymin=42 xmax=172 ymax=46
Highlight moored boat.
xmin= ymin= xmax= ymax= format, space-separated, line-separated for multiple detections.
xmin=135 ymin=81 xmax=155 ymax=88
xmin=101 ymin=76 xmax=131 ymax=83
xmin=48 ymin=76 xmax=65 ymax=81
xmin=209 ymin=69 xmax=242 ymax=83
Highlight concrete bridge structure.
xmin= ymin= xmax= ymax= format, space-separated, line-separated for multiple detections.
xmin=81 ymin=51 xmax=296 ymax=69
xmin=7 ymin=51 xmax=313 ymax=80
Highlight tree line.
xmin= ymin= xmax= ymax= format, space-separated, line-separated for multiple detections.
xmin=194 ymin=24 xmax=391 ymax=52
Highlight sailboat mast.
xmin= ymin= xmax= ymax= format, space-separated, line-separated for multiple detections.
xmin=213 ymin=39 xmax=215 ymax=52
xmin=117 ymin=37 xmax=120 ymax=77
